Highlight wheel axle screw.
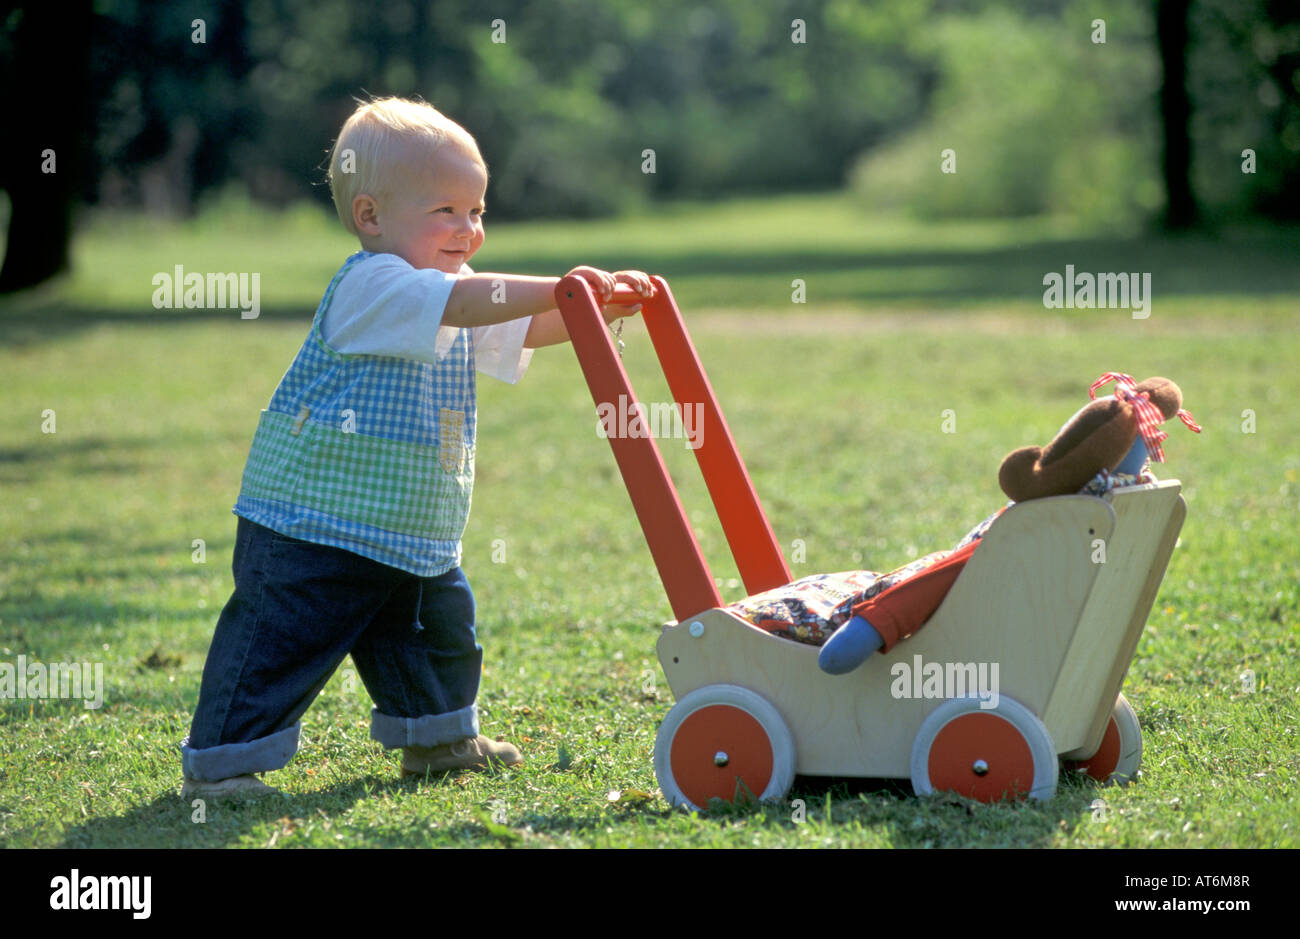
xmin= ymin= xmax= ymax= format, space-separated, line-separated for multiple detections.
xmin=714 ymin=751 xmax=729 ymax=767
xmin=972 ymin=759 xmax=989 ymax=776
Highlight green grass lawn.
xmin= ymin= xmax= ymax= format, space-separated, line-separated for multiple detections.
xmin=0 ymin=194 xmax=1297 ymax=847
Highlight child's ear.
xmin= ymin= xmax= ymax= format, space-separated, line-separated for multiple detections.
xmin=352 ymin=194 xmax=382 ymax=236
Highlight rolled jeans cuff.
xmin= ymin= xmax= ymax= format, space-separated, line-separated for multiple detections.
xmin=181 ymin=723 xmax=300 ymax=781
xmin=370 ymin=704 xmax=478 ymax=749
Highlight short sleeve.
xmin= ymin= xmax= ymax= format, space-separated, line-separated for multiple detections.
xmin=320 ymin=253 xmax=458 ymax=364
xmin=435 ymin=262 xmax=534 ymax=383
xmin=472 ymin=319 xmax=534 ymax=384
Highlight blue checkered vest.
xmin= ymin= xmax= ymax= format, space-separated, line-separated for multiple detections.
xmin=233 ymin=251 xmax=476 ymax=575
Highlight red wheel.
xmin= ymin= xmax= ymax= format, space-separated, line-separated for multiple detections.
xmin=654 ymin=685 xmax=795 ymax=811
xmin=911 ymin=696 xmax=1058 ymax=802
xmin=1065 ymin=693 xmax=1142 ymax=785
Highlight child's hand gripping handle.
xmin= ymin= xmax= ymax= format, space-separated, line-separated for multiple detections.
xmin=562 ymin=266 xmax=654 ymax=319
xmin=609 ymin=285 xmax=648 ymax=304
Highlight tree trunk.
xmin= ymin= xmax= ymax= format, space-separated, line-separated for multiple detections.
xmin=0 ymin=2 xmax=93 ymax=292
xmin=1156 ymin=0 xmax=1198 ymax=230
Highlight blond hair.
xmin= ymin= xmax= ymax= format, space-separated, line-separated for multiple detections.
xmin=328 ymin=96 xmax=486 ymax=234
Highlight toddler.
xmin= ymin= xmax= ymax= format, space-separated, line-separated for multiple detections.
xmin=180 ymin=96 xmax=652 ymax=798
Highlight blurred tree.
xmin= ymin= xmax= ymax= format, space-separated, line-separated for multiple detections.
xmin=848 ymin=2 xmax=1164 ymax=225
xmin=91 ymin=0 xmax=254 ymax=211
xmin=1189 ymin=0 xmax=1300 ymax=221
xmin=2 ymin=0 xmax=1294 ymax=291
xmin=0 ymin=2 xmax=93 ymax=292
xmin=1157 ymin=0 xmax=1199 ymax=228
xmin=849 ymin=0 xmax=1298 ymax=225
xmin=72 ymin=0 xmax=943 ymax=223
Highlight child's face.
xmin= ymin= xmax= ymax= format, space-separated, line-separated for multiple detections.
xmin=372 ymin=142 xmax=487 ymax=274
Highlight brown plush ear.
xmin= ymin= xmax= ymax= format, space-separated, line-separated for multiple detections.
xmin=1133 ymin=377 xmax=1182 ymax=420
xmin=998 ymin=398 xmax=1138 ymax=502
xmin=998 ymin=375 xmax=1188 ymax=503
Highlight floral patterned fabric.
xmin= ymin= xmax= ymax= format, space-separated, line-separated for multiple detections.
xmin=1079 ymin=467 xmax=1156 ymax=496
xmin=726 ymin=469 xmax=1157 ymax=647
xmin=725 ymin=507 xmax=1004 ymax=646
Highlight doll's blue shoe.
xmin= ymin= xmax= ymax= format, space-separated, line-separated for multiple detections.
xmin=819 ymin=615 xmax=884 ymax=674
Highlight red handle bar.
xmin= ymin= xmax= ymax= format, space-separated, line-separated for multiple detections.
xmin=599 ymin=284 xmax=651 ymax=304
xmin=555 ymin=273 xmax=792 ymax=622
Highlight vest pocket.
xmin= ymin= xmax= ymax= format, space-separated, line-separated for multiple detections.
xmin=438 ymin=407 xmax=467 ymax=474
xmin=294 ymin=420 xmax=474 ymax=541
xmin=240 ymin=409 xmax=311 ymax=504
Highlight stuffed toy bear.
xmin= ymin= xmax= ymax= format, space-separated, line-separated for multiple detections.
xmin=998 ymin=374 xmax=1195 ymax=502
xmin=722 ymin=373 xmax=1200 ymax=674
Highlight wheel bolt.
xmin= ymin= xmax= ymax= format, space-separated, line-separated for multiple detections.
xmin=972 ymin=759 xmax=989 ymax=776
xmin=714 ymin=751 xmax=729 ymax=767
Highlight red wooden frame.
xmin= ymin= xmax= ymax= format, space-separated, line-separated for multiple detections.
xmin=555 ymin=275 xmax=792 ymax=621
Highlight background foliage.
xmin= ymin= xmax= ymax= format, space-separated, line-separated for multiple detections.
xmin=1 ymin=0 xmax=1292 ymax=230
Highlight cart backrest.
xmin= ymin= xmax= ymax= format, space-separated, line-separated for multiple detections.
xmin=1042 ymin=479 xmax=1186 ymax=751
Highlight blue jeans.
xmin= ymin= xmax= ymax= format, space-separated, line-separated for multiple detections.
xmin=181 ymin=517 xmax=482 ymax=781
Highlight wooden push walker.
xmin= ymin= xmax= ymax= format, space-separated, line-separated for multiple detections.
xmin=555 ymin=275 xmax=1186 ymax=808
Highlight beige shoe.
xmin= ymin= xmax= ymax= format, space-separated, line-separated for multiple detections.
xmin=181 ymin=773 xmax=280 ymax=799
xmin=401 ymin=735 xmax=524 ymax=776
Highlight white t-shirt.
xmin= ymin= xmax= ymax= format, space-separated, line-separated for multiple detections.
xmin=321 ymin=253 xmax=534 ymax=384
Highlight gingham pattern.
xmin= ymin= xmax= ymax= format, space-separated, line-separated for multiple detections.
xmin=234 ymin=251 xmax=476 ymax=576
xmin=1089 ymin=372 xmax=1201 ymax=463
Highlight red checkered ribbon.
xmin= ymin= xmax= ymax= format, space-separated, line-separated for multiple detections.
xmin=1089 ymin=372 xmax=1201 ymax=463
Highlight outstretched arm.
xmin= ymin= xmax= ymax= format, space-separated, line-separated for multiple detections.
xmin=443 ymin=274 xmax=564 ymax=329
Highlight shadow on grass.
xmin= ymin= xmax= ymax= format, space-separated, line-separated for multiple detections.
xmin=3 ymin=520 xmax=233 ymax=561
xmin=55 ymin=769 xmax=618 ymax=849
xmin=0 ymin=432 xmax=244 ymax=489
xmin=627 ymin=772 xmax=1117 ymax=848
xmin=54 ymin=774 xmax=400 ymax=849
xmin=0 ymin=304 xmax=320 ymax=348
xmin=512 ymin=230 xmax=1300 ymax=296
xmin=2 ymin=227 xmax=1297 ymax=347
xmin=0 ymin=438 xmax=151 ymax=483
xmin=0 ymin=433 xmax=244 ymax=473
xmin=793 ymin=773 xmax=1122 ymax=847
xmin=49 ymin=765 xmax=1120 ymax=848
xmin=0 ymin=591 xmax=215 ymax=660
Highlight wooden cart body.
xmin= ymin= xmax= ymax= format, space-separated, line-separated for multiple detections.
xmin=555 ymin=276 xmax=1182 ymax=804
xmin=657 ymin=480 xmax=1184 ymax=779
